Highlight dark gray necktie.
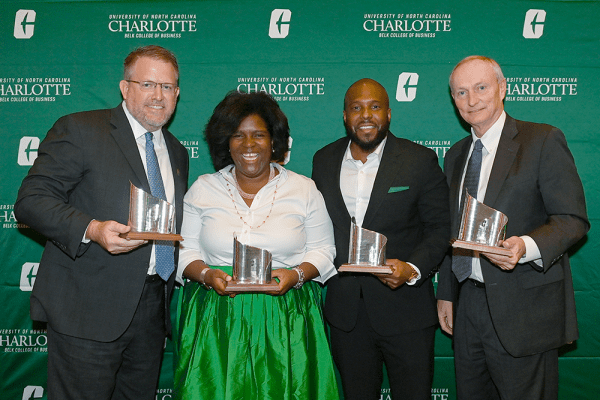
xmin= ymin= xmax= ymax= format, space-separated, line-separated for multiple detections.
xmin=452 ymin=139 xmax=483 ymax=282
xmin=145 ymin=132 xmax=174 ymax=281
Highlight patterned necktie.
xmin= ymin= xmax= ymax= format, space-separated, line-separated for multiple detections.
xmin=452 ymin=139 xmax=483 ymax=282
xmin=145 ymin=132 xmax=174 ymax=281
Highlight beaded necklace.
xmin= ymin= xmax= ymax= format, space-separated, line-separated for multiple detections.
xmin=232 ymin=164 xmax=275 ymax=199
xmin=225 ymin=164 xmax=280 ymax=229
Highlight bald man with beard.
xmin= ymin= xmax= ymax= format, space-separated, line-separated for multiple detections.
xmin=312 ymin=78 xmax=450 ymax=399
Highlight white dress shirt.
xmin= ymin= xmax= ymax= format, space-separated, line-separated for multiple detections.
xmin=459 ymin=111 xmax=542 ymax=282
xmin=340 ymin=137 xmax=387 ymax=227
xmin=122 ymin=101 xmax=175 ymax=275
xmin=339 ymin=137 xmax=420 ymax=283
xmin=177 ymin=164 xmax=337 ymax=285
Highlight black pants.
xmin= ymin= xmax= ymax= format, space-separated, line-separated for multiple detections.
xmin=329 ymin=298 xmax=435 ymax=400
xmin=46 ymin=276 xmax=166 ymax=400
xmin=454 ymin=279 xmax=558 ymax=400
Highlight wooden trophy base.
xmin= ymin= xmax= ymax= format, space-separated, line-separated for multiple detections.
xmin=452 ymin=240 xmax=512 ymax=256
xmin=119 ymin=231 xmax=183 ymax=241
xmin=224 ymin=280 xmax=280 ymax=293
xmin=338 ymin=264 xmax=393 ymax=274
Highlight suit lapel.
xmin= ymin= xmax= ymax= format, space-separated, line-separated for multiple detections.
xmin=362 ymin=133 xmax=403 ymax=228
xmin=484 ymin=115 xmax=520 ymax=207
xmin=449 ymin=138 xmax=471 ymax=233
xmin=109 ymin=106 xmax=150 ymax=193
xmin=163 ymin=128 xmax=187 ymax=225
xmin=326 ymin=139 xmax=352 ymax=226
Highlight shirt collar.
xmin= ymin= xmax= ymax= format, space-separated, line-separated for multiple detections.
xmin=471 ymin=111 xmax=505 ymax=153
xmin=220 ymin=162 xmax=287 ymax=185
xmin=343 ymin=135 xmax=388 ymax=163
xmin=121 ymin=101 xmax=163 ymax=142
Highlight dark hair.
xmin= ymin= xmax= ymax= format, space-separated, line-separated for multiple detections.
xmin=123 ymin=45 xmax=179 ymax=81
xmin=205 ymin=91 xmax=290 ymax=170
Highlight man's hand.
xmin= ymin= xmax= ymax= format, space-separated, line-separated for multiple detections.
xmin=482 ymin=236 xmax=526 ymax=271
xmin=86 ymin=220 xmax=146 ymax=254
xmin=373 ymin=259 xmax=415 ymax=289
xmin=437 ymin=300 xmax=454 ymax=335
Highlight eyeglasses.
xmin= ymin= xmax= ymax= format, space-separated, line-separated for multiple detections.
xmin=126 ymin=80 xmax=178 ymax=93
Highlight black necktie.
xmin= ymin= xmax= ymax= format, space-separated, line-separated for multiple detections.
xmin=452 ymin=139 xmax=483 ymax=282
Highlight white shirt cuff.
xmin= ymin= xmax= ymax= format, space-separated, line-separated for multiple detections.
xmin=406 ymin=262 xmax=421 ymax=285
xmin=519 ymin=235 xmax=543 ymax=268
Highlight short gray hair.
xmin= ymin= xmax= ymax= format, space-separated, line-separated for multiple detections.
xmin=449 ymin=55 xmax=505 ymax=93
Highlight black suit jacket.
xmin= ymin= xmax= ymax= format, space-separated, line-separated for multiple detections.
xmin=15 ymin=104 xmax=189 ymax=342
xmin=312 ymin=133 xmax=450 ymax=336
xmin=437 ymin=114 xmax=589 ymax=357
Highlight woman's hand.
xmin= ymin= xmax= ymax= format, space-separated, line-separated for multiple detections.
xmin=203 ymin=268 xmax=234 ymax=296
xmin=266 ymin=263 xmax=320 ymax=296
xmin=267 ymin=268 xmax=299 ymax=296
xmin=183 ymin=260 xmax=233 ymax=297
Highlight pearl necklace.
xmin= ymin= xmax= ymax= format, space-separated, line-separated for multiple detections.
xmin=226 ymin=165 xmax=280 ymax=229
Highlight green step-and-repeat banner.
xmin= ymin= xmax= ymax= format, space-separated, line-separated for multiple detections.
xmin=1 ymin=1 xmax=598 ymax=399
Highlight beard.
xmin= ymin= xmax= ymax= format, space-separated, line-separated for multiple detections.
xmin=344 ymin=121 xmax=389 ymax=152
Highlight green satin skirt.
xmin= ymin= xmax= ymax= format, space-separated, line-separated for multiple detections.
xmin=174 ymin=266 xmax=339 ymax=400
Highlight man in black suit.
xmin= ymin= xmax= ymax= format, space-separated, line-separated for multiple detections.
xmin=312 ymin=78 xmax=450 ymax=399
xmin=14 ymin=45 xmax=189 ymax=400
xmin=436 ymin=56 xmax=589 ymax=399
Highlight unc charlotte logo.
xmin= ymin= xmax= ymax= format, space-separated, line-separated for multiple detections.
xmin=523 ymin=9 xmax=546 ymax=39
xmin=269 ymin=9 xmax=292 ymax=38
xmin=18 ymin=137 xmax=40 ymax=166
xmin=20 ymin=263 xmax=39 ymax=292
xmin=14 ymin=10 xmax=36 ymax=39
xmin=23 ymin=385 xmax=44 ymax=400
xmin=396 ymin=73 xmax=419 ymax=102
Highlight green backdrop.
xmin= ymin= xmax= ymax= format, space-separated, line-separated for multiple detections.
xmin=2 ymin=1 xmax=598 ymax=399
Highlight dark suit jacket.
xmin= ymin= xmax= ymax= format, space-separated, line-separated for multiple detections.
xmin=312 ymin=133 xmax=450 ymax=336
xmin=15 ymin=104 xmax=189 ymax=342
xmin=437 ymin=114 xmax=589 ymax=357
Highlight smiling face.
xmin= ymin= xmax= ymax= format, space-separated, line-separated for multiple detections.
xmin=450 ymin=59 xmax=506 ymax=138
xmin=343 ymin=79 xmax=391 ymax=153
xmin=119 ymin=56 xmax=179 ymax=132
xmin=229 ymin=114 xmax=273 ymax=181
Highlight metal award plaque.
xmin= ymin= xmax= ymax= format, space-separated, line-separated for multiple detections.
xmin=451 ymin=192 xmax=512 ymax=256
xmin=338 ymin=218 xmax=393 ymax=274
xmin=120 ymin=182 xmax=182 ymax=241
xmin=225 ymin=235 xmax=279 ymax=293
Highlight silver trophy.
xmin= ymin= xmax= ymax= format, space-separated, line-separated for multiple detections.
xmin=225 ymin=235 xmax=279 ymax=293
xmin=338 ymin=218 xmax=392 ymax=274
xmin=121 ymin=182 xmax=182 ymax=241
xmin=451 ymin=192 xmax=511 ymax=255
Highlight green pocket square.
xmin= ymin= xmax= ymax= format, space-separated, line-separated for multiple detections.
xmin=388 ymin=186 xmax=409 ymax=193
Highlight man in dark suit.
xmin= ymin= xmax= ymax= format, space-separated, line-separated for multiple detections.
xmin=436 ymin=56 xmax=589 ymax=399
xmin=312 ymin=78 xmax=450 ymax=399
xmin=14 ymin=45 xmax=189 ymax=400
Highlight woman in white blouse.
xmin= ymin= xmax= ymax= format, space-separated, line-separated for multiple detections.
xmin=174 ymin=91 xmax=339 ymax=400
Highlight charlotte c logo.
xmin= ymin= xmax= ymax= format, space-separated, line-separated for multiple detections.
xmin=523 ymin=9 xmax=546 ymax=39
xmin=20 ymin=263 xmax=39 ymax=292
xmin=22 ymin=386 xmax=44 ymax=400
xmin=396 ymin=73 xmax=419 ymax=102
xmin=269 ymin=9 xmax=292 ymax=38
xmin=14 ymin=10 xmax=36 ymax=39
xmin=18 ymin=137 xmax=40 ymax=166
